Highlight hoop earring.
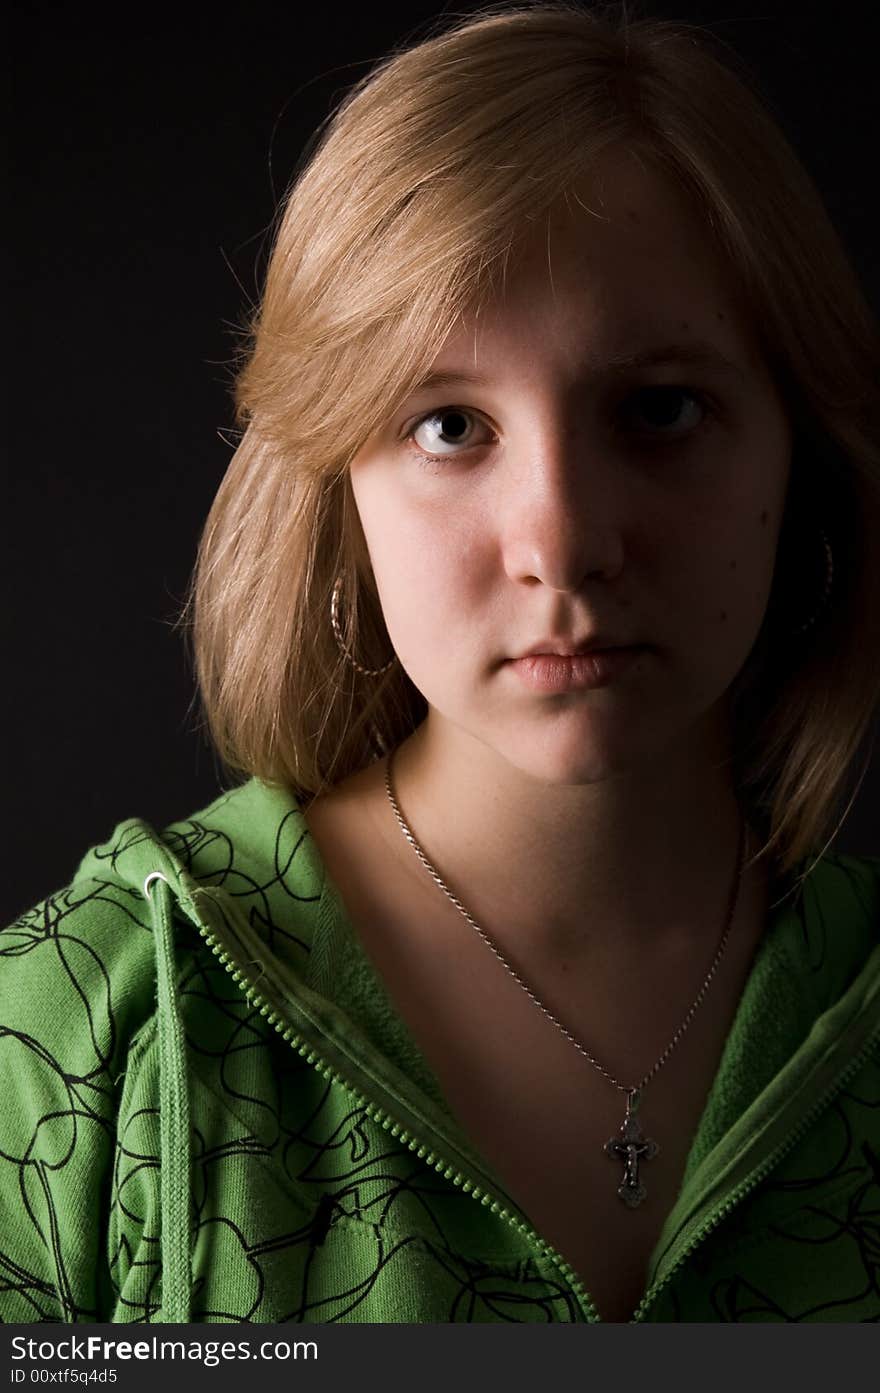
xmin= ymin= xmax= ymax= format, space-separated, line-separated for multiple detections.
xmin=791 ymin=527 xmax=834 ymax=637
xmin=330 ymin=574 xmax=397 ymax=677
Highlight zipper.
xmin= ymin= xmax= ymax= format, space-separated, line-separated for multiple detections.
xmin=192 ymin=916 xmax=603 ymax=1323
xmin=192 ymin=909 xmax=879 ymax=1327
xmin=630 ymin=1020 xmax=880 ymax=1322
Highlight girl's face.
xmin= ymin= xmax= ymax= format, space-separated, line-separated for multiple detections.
xmin=348 ymin=150 xmax=793 ymax=787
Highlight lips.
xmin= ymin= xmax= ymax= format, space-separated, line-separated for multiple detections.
xmin=515 ymin=639 xmax=630 ymax=659
xmin=509 ymin=646 xmax=646 ymax=692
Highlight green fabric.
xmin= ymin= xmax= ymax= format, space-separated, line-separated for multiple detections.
xmin=147 ymin=872 xmax=192 ymax=1324
xmin=1 ymin=776 xmax=878 ymax=1323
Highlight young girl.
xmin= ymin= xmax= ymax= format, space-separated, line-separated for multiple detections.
xmin=2 ymin=2 xmax=879 ymax=1325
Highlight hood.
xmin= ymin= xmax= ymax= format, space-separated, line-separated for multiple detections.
xmin=72 ymin=776 xmax=880 ymax=1322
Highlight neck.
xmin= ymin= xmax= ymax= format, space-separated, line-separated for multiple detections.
xmin=383 ymin=711 xmax=764 ymax=967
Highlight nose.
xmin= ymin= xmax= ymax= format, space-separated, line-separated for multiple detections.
xmin=500 ymin=430 xmax=626 ymax=592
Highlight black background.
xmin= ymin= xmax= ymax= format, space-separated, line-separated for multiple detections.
xmin=7 ymin=1 xmax=880 ymax=922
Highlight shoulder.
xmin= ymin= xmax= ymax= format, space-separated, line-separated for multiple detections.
xmin=1 ymin=777 xmax=324 ymax=1057
xmin=778 ymin=849 xmax=880 ymax=1012
xmin=2 ymin=864 xmax=163 ymax=1089
xmin=799 ymin=848 xmax=880 ymax=933
xmin=1 ymin=782 xmax=295 ymax=1063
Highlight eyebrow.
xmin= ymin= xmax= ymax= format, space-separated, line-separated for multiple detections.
xmin=406 ymin=342 xmax=745 ymax=395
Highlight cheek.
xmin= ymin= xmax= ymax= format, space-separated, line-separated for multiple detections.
xmin=374 ymin=532 xmax=491 ymax=689
xmin=362 ymin=491 xmax=471 ymax=591
xmin=362 ymin=511 xmax=461 ymax=642
xmin=657 ymin=495 xmax=781 ymax=636
xmin=702 ymin=508 xmax=783 ymax=642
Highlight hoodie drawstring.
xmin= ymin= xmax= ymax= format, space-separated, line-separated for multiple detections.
xmin=143 ymin=871 xmax=192 ymax=1323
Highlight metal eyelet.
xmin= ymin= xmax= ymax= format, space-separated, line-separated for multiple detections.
xmin=143 ymin=871 xmax=170 ymax=898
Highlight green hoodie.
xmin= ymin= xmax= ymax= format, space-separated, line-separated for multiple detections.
xmin=1 ymin=777 xmax=878 ymax=1323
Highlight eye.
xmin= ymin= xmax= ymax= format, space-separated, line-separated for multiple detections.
xmin=407 ymin=407 xmax=488 ymax=465
xmin=618 ymin=385 xmax=712 ymax=443
xmin=402 ymin=386 xmax=714 ymax=472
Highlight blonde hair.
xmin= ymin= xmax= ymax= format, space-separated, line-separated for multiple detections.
xmin=177 ymin=0 xmax=880 ymax=893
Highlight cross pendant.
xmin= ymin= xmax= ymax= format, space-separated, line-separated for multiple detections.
xmin=604 ymin=1087 xmax=660 ymax=1208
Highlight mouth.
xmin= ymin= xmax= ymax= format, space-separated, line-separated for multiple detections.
xmin=506 ymin=645 xmax=648 ymax=692
xmin=511 ymin=633 xmax=639 ymax=659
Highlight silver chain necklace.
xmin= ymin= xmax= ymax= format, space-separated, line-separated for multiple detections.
xmin=383 ymin=746 xmax=748 ymax=1208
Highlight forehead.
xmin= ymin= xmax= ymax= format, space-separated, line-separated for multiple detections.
xmin=443 ymin=149 xmax=758 ymax=373
xmin=517 ymin=149 xmax=727 ymax=292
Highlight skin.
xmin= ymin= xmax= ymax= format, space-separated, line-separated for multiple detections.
xmin=330 ymin=146 xmax=792 ymax=978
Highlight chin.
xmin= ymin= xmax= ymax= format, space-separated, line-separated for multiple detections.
xmin=491 ymin=720 xmax=652 ymax=788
